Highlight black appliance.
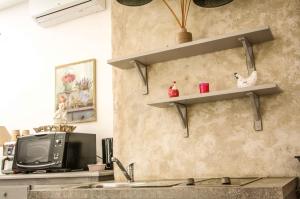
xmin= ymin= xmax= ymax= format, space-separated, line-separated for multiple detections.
xmin=102 ymin=138 xmax=113 ymax=170
xmin=13 ymin=132 xmax=96 ymax=172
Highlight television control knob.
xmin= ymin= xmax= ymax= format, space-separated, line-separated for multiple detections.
xmin=55 ymin=139 xmax=62 ymax=144
xmin=53 ymin=153 xmax=59 ymax=160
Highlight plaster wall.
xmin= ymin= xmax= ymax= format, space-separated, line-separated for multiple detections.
xmin=111 ymin=0 xmax=300 ymax=180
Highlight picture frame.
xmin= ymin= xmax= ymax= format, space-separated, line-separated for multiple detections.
xmin=55 ymin=59 xmax=96 ymax=123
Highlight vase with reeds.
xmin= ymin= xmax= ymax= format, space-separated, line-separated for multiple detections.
xmin=162 ymin=0 xmax=193 ymax=44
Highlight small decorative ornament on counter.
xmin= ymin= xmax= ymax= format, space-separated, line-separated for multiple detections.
xmin=21 ymin=130 xmax=30 ymax=137
xmin=0 ymin=126 xmax=10 ymax=146
xmin=54 ymin=95 xmax=68 ymax=124
xmin=35 ymin=93 xmax=77 ymax=134
xmin=11 ymin=130 xmax=20 ymax=142
xmin=88 ymin=163 xmax=106 ymax=172
xmin=199 ymin=82 xmax=209 ymax=93
xmin=234 ymin=70 xmax=257 ymax=88
xmin=168 ymin=81 xmax=179 ymax=97
xmin=34 ymin=125 xmax=76 ymax=133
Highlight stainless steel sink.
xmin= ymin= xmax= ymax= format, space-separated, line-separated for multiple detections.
xmin=70 ymin=178 xmax=263 ymax=189
xmin=71 ymin=180 xmax=184 ymax=189
xmin=93 ymin=182 xmax=133 ymax=188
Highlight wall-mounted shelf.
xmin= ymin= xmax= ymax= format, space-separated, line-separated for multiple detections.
xmin=148 ymin=84 xmax=280 ymax=108
xmin=108 ymin=26 xmax=273 ymax=94
xmin=108 ymin=26 xmax=273 ymax=69
xmin=148 ymin=84 xmax=281 ymax=137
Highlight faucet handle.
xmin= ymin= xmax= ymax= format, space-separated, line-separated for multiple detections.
xmin=127 ymin=162 xmax=134 ymax=172
xmin=111 ymin=157 xmax=116 ymax=162
xmin=127 ymin=162 xmax=134 ymax=182
xmin=128 ymin=162 xmax=134 ymax=167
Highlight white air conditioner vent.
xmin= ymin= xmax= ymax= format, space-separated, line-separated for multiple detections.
xmin=0 ymin=0 xmax=26 ymax=10
xmin=29 ymin=0 xmax=105 ymax=27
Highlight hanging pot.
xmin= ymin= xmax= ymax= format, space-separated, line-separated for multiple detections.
xmin=193 ymin=0 xmax=233 ymax=8
xmin=116 ymin=0 xmax=152 ymax=6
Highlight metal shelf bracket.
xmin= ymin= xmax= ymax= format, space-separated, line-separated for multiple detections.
xmin=239 ymin=37 xmax=256 ymax=74
xmin=247 ymin=92 xmax=263 ymax=131
xmin=173 ymin=103 xmax=189 ymax=138
xmin=131 ymin=60 xmax=149 ymax=95
xmin=239 ymin=37 xmax=262 ymax=131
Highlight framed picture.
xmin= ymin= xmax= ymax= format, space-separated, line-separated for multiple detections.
xmin=55 ymin=59 xmax=96 ymax=123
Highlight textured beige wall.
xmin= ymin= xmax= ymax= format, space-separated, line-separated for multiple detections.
xmin=111 ymin=0 xmax=300 ymax=181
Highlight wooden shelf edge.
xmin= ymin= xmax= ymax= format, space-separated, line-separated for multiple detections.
xmin=108 ymin=26 xmax=273 ymax=69
xmin=148 ymin=83 xmax=281 ymax=108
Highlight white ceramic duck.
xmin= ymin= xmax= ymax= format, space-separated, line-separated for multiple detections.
xmin=234 ymin=70 xmax=257 ymax=88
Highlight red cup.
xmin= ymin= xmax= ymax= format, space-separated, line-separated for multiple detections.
xmin=199 ymin=83 xmax=209 ymax=93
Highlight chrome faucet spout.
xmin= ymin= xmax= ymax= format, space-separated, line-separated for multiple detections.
xmin=111 ymin=157 xmax=134 ymax=182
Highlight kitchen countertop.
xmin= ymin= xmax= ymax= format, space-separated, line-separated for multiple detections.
xmin=29 ymin=177 xmax=298 ymax=199
xmin=0 ymin=170 xmax=114 ymax=186
xmin=0 ymin=170 xmax=113 ymax=180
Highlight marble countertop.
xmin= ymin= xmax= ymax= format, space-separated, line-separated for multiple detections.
xmin=0 ymin=170 xmax=114 ymax=180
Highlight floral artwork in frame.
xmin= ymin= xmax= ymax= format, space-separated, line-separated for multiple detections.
xmin=55 ymin=59 xmax=96 ymax=123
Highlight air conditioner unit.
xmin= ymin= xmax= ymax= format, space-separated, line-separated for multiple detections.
xmin=29 ymin=0 xmax=105 ymax=27
xmin=0 ymin=0 xmax=26 ymax=10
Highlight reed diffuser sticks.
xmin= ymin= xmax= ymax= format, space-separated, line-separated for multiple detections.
xmin=162 ymin=0 xmax=192 ymax=29
xmin=162 ymin=0 xmax=193 ymax=43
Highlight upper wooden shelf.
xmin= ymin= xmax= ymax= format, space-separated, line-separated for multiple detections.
xmin=148 ymin=84 xmax=281 ymax=108
xmin=108 ymin=26 xmax=273 ymax=69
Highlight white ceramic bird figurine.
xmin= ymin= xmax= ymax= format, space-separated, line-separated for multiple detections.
xmin=234 ymin=70 xmax=257 ymax=88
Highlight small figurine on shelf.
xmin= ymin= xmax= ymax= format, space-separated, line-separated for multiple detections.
xmin=54 ymin=95 xmax=68 ymax=124
xmin=168 ymin=81 xmax=179 ymax=97
xmin=234 ymin=70 xmax=257 ymax=88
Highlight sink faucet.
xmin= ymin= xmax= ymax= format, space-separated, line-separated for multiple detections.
xmin=111 ymin=157 xmax=134 ymax=182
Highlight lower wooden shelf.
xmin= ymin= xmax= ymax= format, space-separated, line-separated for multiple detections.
xmin=148 ymin=84 xmax=281 ymax=137
xmin=148 ymin=84 xmax=280 ymax=108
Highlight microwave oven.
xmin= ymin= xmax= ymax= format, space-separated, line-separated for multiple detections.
xmin=13 ymin=132 xmax=96 ymax=172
